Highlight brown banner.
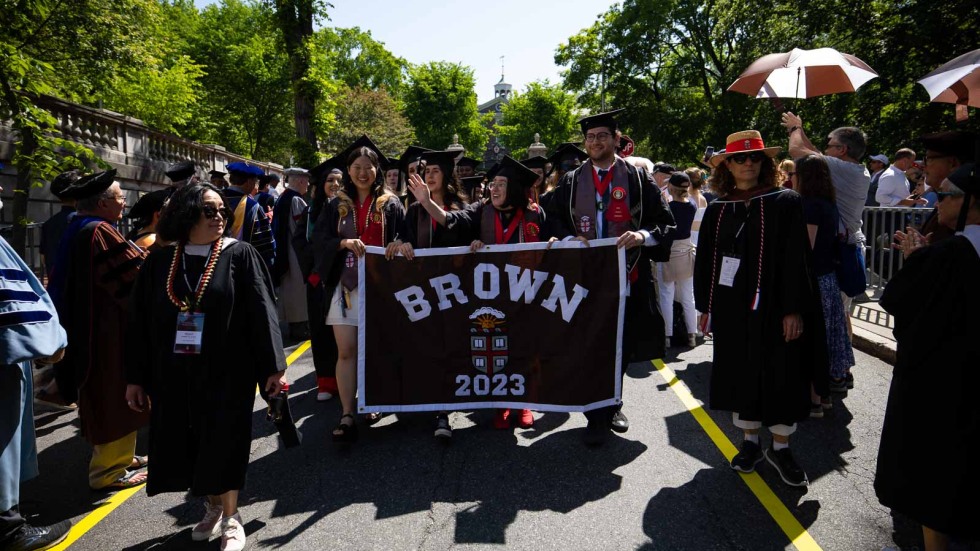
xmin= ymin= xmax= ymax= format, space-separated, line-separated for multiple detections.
xmin=357 ymin=239 xmax=625 ymax=412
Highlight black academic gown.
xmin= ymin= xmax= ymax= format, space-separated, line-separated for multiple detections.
xmin=874 ymin=234 xmax=980 ymax=538
xmin=544 ymin=163 xmax=674 ymax=363
xmin=125 ymin=239 xmax=286 ymax=497
xmin=693 ymin=189 xmax=816 ymax=426
xmin=312 ymin=194 xmax=406 ymax=294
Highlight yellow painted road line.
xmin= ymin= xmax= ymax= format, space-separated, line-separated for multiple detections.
xmin=652 ymin=359 xmax=823 ymax=551
xmin=53 ymin=341 xmax=313 ymax=551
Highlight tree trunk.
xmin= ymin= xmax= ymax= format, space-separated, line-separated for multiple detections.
xmin=276 ymin=0 xmax=319 ymax=168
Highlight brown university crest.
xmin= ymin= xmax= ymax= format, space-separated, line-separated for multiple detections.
xmin=469 ymin=307 xmax=508 ymax=374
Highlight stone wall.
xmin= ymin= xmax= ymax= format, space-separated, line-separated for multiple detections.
xmin=0 ymin=94 xmax=283 ymax=226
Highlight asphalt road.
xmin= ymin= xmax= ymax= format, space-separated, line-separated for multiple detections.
xmin=20 ymin=340 xmax=929 ymax=551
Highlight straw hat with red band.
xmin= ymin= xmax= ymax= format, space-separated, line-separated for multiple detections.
xmin=709 ymin=130 xmax=782 ymax=168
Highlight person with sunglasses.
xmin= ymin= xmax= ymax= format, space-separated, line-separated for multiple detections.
xmin=124 ymin=183 xmax=287 ymax=551
xmin=876 ymin=163 xmax=980 ymax=551
xmin=781 ymin=112 xmax=870 ymax=348
xmin=694 ymin=131 xmax=817 ymax=487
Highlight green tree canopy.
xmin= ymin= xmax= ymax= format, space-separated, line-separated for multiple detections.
xmin=403 ymin=62 xmax=490 ymax=154
xmin=319 ymin=86 xmax=414 ymax=157
xmin=496 ymin=81 xmax=580 ymax=159
xmin=313 ymin=27 xmax=407 ymax=95
xmin=556 ymin=0 xmax=979 ymax=166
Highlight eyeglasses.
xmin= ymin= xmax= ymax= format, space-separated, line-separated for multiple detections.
xmin=584 ymin=132 xmax=612 ymax=142
xmin=728 ymin=152 xmax=766 ymax=164
xmin=202 ymin=205 xmax=232 ymax=220
xmin=487 ymin=182 xmax=507 ymax=190
xmin=935 ymin=190 xmax=964 ymax=202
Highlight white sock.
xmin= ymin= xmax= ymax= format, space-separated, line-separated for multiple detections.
xmin=773 ymin=440 xmax=789 ymax=451
xmin=744 ymin=433 xmax=759 ymax=444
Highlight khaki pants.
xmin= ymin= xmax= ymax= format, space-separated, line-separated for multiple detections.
xmin=88 ymin=431 xmax=136 ymax=489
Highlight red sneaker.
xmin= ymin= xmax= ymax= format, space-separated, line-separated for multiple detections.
xmin=518 ymin=409 xmax=534 ymax=428
xmin=493 ymin=409 xmax=511 ymax=429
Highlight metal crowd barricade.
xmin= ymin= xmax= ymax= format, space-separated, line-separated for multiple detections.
xmin=861 ymin=206 xmax=930 ymax=293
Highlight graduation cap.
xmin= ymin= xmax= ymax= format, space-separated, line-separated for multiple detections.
xmin=485 ymin=162 xmax=501 ymax=182
xmin=494 ymin=156 xmax=539 ymax=190
xmin=125 ymin=188 xmax=172 ymax=220
xmin=208 ymin=169 xmax=226 ymax=178
xmin=399 ymin=145 xmax=434 ymax=175
xmin=50 ymin=169 xmax=82 ymax=198
xmin=226 ymin=162 xmax=265 ymax=177
xmin=460 ymin=176 xmax=485 ymax=198
xmin=578 ymin=108 xmax=626 ymax=134
xmin=59 ymin=169 xmax=117 ymax=200
xmin=548 ymin=142 xmax=588 ymax=164
xmin=419 ymin=150 xmax=458 ymax=177
xmin=919 ymin=131 xmax=976 ymax=162
xmin=317 ymin=135 xmax=391 ymax=177
xmin=520 ymin=156 xmax=548 ymax=171
xmin=457 ymin=156 xmax=479 ymax=169
xmin=165 ymin=160 xmax=196 ymax=181
xmin=383 ymin=157 xmax=400 ymax=172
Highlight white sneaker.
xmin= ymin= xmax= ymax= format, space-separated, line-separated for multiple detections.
xmin=191 ymin=502 xmax=223 ymax=541
xmin=220 ymin=513 xmax=246 ymax=551
xmin=316 ymin=390 xmax=333 ymax=402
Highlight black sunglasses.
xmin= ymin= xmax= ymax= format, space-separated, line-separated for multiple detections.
xmin=935 ymin=191 xmax=964 ymax=203
xmin=202 ymin=204 xmax=233 ymax=220
xmin=728 ymin=151 xmax=766 ymax=164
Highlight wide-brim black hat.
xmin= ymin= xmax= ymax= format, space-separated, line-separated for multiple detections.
xmin=165 ymin=160 xmax=196 ymax=181
xmin=59 ymin=169 xmax=117 ymax=200
xmin=125 ymin=188 xmax=173 ymax=220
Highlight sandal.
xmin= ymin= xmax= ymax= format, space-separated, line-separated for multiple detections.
xmin=364 ymin=412 xmax=383 ymax=426
xmin=99 ymin=470 xmax=147 ymax=490
xmin=129 ymin=455 xmax=148 ymax=470
xmin=332 ymin=413 xmax=358 ymax=443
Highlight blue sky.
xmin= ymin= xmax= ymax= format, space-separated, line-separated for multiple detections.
xmin=194 ymin=0 xmax=615 ymax=104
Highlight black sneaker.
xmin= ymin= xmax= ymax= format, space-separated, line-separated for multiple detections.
xmin=433 ymin=414 xmax=452 ymax=440
xmin=730 ymin=440 xmax=763 ymax=472
xmin=1 ymin=520 xmax=71 ymax=551
xmin=845 ymin=372 xmax=854 ymax=389
xmin=809 ymin=403 xmax=824 ymax=419
xmin=829 ymin=378 xmax=848 ymax=393
xmin=765 ymin=446 xmax=809 ymax=487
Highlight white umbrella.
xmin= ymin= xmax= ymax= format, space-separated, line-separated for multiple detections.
xmin=729 ymin=47 xmax=878 ymax=99
xmin=917 ymin=48 xmax=980 ymax=108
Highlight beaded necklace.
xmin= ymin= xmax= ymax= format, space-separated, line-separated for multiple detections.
xmin=166 ymin=237 xmax=223 ymax=312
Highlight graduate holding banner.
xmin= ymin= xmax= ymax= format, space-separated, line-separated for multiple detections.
xmin=357 ymin=239 xmax=626 ymax=416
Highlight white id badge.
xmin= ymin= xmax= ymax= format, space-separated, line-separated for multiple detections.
xmin=719 ymin=256 xmax=741 ymax=287
xmin=174 ymin=312 xmax=205 ymax=355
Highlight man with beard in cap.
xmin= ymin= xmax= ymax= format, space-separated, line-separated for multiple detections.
xmin=545 ymin=109 xmax=674 ymax=446
xmin=47 ymin=169 xmax=150 ymax=490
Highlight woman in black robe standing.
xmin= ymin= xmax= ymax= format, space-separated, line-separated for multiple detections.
xmin=125 ymin=183 xmax=287 ymax=551
xmin=693 ymin=131 xmax=815 ymax=487
xmin=876 ymin=163 xmax=980 ymax=551
xmin=312 ymin=137 xmax=405 ymax=444
xmin=398 ymin=149 xmax=477 ymax=441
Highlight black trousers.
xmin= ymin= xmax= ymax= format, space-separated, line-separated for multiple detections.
xmin=0 ymin=507 xmax=25 ymax=542
xmin=584 ymin=295 xmax=639 ymax=424
xmin=306 ymin=282 xmax=337 ymax=379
